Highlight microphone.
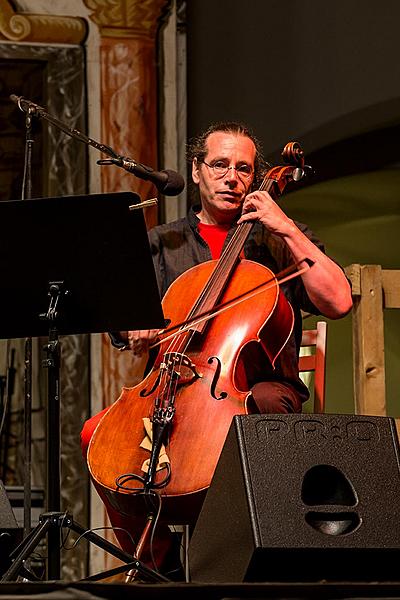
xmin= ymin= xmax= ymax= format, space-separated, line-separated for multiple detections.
xmin=97 ymin=158 xmax=185 ymax=196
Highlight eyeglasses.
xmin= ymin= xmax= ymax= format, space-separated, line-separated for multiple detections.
xmin=202 ymin=160 xmax=254 ymax=180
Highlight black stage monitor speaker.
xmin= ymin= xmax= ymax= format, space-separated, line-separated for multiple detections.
xmin=189 ymin=414 xmax=400 ymax=583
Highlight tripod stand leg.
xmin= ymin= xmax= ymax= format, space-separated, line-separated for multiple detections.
xmin=69 ymin=516 xmax=168 ymax=583
xmin=1 ymin=517 xmax=51 ymax=581
xmin=68 ymin=519 xmax=135 ymax=563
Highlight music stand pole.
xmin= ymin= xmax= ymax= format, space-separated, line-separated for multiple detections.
xmin=39 ymin=282 xmax=67 ymax=580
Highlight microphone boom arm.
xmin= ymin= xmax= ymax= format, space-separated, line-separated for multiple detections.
xmin=9 ymin=94 xmax=185 ymax=196
xmin=10 ymin=94 xmax=185 ymax=196
xmin=10 ymin=95 xmax=120 ymax=159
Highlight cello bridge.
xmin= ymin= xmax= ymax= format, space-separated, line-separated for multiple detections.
xmin=164 ymin=352 xmax=202 ymax=382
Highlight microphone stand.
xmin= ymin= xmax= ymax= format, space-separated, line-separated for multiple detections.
xmin=21 ymin=105 xmax=35 ymax=561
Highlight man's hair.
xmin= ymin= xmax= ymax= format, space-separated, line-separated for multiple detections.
xmin=186 ymin=121 xmax=268 ymax=189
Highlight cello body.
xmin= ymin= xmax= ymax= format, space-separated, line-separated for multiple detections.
xmin=88 ymin=258 xmax=293 ymax=525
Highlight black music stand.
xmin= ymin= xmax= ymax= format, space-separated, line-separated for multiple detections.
xmin=0 ymin=191 xmax=166 ymax=582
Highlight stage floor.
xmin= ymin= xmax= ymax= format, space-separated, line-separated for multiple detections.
xmin=1 ymin=581 xmax=400 ymax=600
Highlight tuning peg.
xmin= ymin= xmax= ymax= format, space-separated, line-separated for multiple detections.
xmin=292 ymin=167 xmax=304 ymax=182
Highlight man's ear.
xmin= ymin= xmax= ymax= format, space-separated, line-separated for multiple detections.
xmin=192 ymin=158 xmax=200 ymax=184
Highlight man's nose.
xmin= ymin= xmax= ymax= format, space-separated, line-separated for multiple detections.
xmin=225 ymin=166 xmax=239 ymax=183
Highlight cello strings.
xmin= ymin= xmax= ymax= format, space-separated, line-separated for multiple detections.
xmin=149 ymin=173 xmax=296 ymax=475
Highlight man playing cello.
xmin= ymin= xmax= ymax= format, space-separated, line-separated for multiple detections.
xmin=81 ymin=122 xmax=352 ymax=578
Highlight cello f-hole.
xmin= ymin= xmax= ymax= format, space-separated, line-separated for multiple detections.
xmin=208 ymin=356 xmax=228 ymax=401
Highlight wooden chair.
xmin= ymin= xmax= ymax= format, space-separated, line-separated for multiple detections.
xmin=299 ymin=321 xmax=327 ymax=413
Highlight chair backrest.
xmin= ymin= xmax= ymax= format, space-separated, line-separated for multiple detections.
xmin=299 ymin=320 xmax=327 ymax=413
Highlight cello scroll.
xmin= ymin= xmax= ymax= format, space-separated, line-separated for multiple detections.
xmin=260 ymin=140 xmax=311 ymax=197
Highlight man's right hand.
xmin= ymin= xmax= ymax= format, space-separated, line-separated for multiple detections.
xmin=122 ymin=329 xmax=160 ymax=356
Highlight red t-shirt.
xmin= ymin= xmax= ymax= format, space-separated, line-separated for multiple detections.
xmin=198 ymin=222 xmax=230 ymax=259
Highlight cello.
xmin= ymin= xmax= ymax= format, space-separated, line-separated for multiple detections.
xmin=87 ymin=141 xmax=308 ymax=526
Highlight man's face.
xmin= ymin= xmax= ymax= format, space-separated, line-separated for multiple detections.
xmin=192 ymin=131 xmax=256 ymax=224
